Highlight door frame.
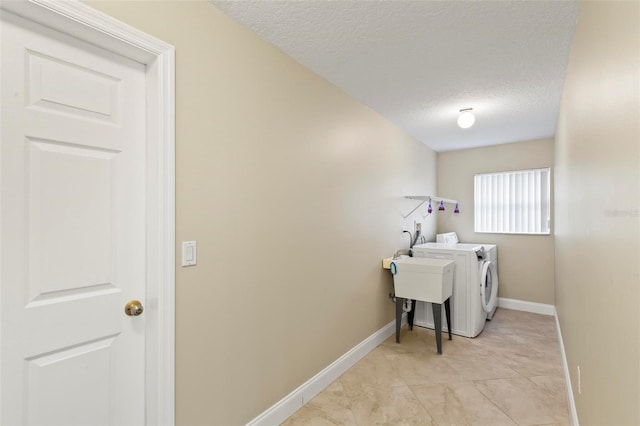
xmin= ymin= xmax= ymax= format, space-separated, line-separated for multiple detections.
xmin=0 ymin=1 xmax=176 ymax=424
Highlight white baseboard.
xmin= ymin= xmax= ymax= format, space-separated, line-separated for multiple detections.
xmin=554 ymin=308 xmax=579 ymax=426
xmin=246 ymin=315 xmax=406 ymax=426
xmin=498 ymin=297 xmax=555 ymax=316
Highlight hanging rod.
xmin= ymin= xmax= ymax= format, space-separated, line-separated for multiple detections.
xmin=402 ymin=195 xmax=458 ymax=219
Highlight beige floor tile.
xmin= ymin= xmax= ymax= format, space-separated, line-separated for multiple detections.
xmin=534 ymin=423 xmax=571 ymax=426
xmin=281 ymin=309 xmax=570 ymax=425
xmin=471 ymin=331 xmax=563 ymax=377
xmin=280 ymin=380 xmax=357 ymax=426
xmin=497 ymin=349 xmax=563 ymax=377
xmin=529 ymin=375 xmax=570 ymax=404
xmin=280 ymin=404 xmax=357 ymax=426
xmin=411 ymin=381 xmax=516 ymax=425
xmin=348 ymin=385 xmax=435 ymax=425
xmin=306 ymin=379 xmax=353 ymax=411
xmin=386 ymin=351 xmax=464 ymax=386
xmin=436 ymin=333 xmax=481 ymax=357
xmin=479 ymin=311 xmax=560 ymax=350
xmin=381 ymin=324 xmax=437 ymax=355
xmin=474 ymin=377 xmax=570 ymax=425
xmin=340 ymin=347 xmax=405 ymax=392
xmin=472 ymin=327 xmax=560 ymax=356
xmin=487 ymin=309 xmax=554 ymax=332
xmin=443 ymin=349 xmax=521 ymax=381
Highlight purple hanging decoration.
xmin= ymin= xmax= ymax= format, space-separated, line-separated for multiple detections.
xmin=438 ymin=200 xmax=445 ymax=211
xmin=454 ymin=202 xmax=460 ymax=214
xmin=427 ymin=200 xmax=433 ymax=214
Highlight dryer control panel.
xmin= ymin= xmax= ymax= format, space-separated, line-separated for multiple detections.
xmin=436 ymin=232 xmax=459 ymax=244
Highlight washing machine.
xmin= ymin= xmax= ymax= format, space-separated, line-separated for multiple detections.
xmin=411 ymin=233 xmax=498 ymax=338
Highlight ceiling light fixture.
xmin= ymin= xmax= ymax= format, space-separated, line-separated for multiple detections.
xmin=457 ymin=108 xmax=475 ymax=129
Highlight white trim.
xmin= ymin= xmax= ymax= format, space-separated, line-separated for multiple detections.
xmin=497 ymin=297 xmax=555 ymax=316
xmin=0 ymin=1 xmax=176 ymax=424
xmin=0 ymin=0 xmax=163 ymax=62
xmin=554 ymin=308 xmax=579 ymax=426
xmin=247 ymin=316 xmax=406 ymax=426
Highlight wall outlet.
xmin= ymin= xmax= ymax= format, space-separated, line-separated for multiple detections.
xmin=577 ymin=365 xmax=581 ymax=394
xmin=415 ymin=222 xmax=422 ymax=232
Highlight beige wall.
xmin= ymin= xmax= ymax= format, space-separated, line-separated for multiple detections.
xmin=554 ymin=1 xmax=640 ymax=424
xmin=86 ymin=1 xmax=437 ymax=424
xmin=437 ymin=139 xmax=555 ymax=304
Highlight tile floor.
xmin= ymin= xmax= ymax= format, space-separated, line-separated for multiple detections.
xmin=282 ymin=308 xmax=570 ymax=425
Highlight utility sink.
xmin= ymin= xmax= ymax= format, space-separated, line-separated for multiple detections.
xmin=389 ymin=257 xmax=456 ymax=354
xmin=389 ymin=257 xmax=455 ymax=303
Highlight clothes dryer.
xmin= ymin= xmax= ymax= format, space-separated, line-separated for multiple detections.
xmin=411 ymin=241 xmax=498 ymax=337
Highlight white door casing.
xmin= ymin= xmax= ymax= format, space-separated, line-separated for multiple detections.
xmin=0 ymin=1 xmax=175 ymax=424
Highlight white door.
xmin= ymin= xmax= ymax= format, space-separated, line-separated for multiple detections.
xmin=1 ymin=10 xmax=147 ymax=425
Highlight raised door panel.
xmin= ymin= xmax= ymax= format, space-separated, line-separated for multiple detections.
xmin=27 ymin=50 xmax=122 ymax=124
xmin=26 ymin=337 xmax=116 ymax=426
xmin=27 ymin=138 xmax=115 ymax=301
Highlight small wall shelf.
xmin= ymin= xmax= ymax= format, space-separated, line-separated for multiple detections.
xmin=402 ymin=196 xmax=459 ymax=218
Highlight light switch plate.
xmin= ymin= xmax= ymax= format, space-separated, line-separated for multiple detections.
xmin=182 ymin=241 xmax=197 ymax=266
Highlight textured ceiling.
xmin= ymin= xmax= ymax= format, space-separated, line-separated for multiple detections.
xmin=211 ymin=1 xmax=579 ymax=152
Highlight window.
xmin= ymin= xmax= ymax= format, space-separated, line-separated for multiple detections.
xmin=474 ymin=168 xmax=551 ymax=235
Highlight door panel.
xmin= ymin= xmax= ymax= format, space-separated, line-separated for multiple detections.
xmin=28 ymin=138 xmax=114 ymax=298
xmin=1 ymin=11 xmax=146 ymax=425
xmin=26 ymin=336 xmax=116 ymax=426
xmin=27 ymin=50 xmax=122 ymax=123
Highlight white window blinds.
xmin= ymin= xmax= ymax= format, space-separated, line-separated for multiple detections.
xmin=474 ymin=168 xmax=551 ymax=235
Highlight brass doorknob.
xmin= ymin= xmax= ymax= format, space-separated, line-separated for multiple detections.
xmin=124 ymin=300 xmax=144 ymax=316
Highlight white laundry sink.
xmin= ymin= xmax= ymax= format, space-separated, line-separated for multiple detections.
xmin=390 ymin=257 xmax=455 ymax=303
